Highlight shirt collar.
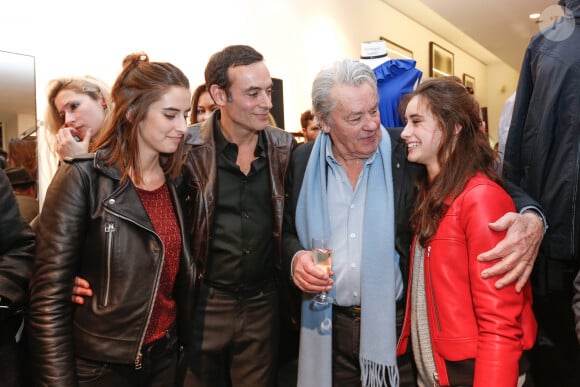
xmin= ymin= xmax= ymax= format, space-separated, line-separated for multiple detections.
xmin=214 ymin=120 xmax=266 ymax=158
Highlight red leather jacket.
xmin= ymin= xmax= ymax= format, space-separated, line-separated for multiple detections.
xmin=397 ymin=174 xmax=537 ymax=387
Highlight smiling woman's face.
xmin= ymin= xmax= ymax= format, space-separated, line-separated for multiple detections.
xmin=401 ymin=95 xmax=443 ymax=179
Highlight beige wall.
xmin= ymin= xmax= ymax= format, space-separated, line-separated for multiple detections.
xmin=486 ymin=63 xmax=520 ymax=143
xmin=18 ymin=113 xmax=36 ymax=135
xmin=0 ymin=113 xmax=37 ymax=147
xmin=1 ymin=0 xmax=518 ymax=140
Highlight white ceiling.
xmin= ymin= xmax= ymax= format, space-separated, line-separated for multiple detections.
xmin=385 ymin=0 xmax=557 ymax=70
xmin=422 ymin=0 xmax=557 ymax=70
xmin=0 ymin=1 xmax=558 ymax=125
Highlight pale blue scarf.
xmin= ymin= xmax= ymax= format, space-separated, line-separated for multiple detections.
xmin=295 ymin=128 xmax=400 ymax=387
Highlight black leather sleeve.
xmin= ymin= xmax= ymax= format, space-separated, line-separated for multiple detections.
xmin=505 ymin=180 xmax=546 ymax=230
xmin=29 ymin=161 xmax=90 ymax=386
xmin=0 ymin=169 xmax=34 ymax=309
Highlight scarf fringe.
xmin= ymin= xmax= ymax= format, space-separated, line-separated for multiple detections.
xmin=361 ymin=358 xmax=399 ymax=387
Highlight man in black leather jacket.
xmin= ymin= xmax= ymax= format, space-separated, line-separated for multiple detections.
xmin=0 ymin=168 xmax=34 ymax=386
xmin=180 ymin=45 xmax=296 ymax=387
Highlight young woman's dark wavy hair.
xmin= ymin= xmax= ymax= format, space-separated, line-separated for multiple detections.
xmin=402 ymin=77 xmax=501 ymax=246
xmin=91 ymin=52 xmax=190 ymax=184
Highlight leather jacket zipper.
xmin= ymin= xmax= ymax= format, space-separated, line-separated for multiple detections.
xmin=134 ymin=239 xmax=164 ymax=370
xmin=426 ymin=246 xmax=442 ymax=331
xmin=103 ymin=208 xmax=165 ymax=370
xmin=103 ymin=222 xmax=116 ymax=307
xmin=134 ymin=352 xmax=143 ymax=370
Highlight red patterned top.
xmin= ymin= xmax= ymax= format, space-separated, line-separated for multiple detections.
xmin=136 ymin=183 xmax=181 ymax=344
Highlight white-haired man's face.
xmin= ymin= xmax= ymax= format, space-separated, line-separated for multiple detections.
xmin=321 ymin=83 xmax=381 ymax=161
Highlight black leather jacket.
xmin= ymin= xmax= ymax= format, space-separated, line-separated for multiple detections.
xmin=182 ymin=110 xmax=296 ymax=279
xmin=29 ymin=151 xmax=196 ymax=386
xmin=0 ymin=169 xmax=34 ymax=323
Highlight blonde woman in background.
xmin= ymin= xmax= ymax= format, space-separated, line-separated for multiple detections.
xmin=37 ymin=76 xmax=111 ymax=208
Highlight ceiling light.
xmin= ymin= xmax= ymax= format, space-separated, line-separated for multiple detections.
xmin=529 ymin=13 xmax=541 ymax=20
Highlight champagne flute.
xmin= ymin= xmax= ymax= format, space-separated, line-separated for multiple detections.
xmin=312 ymin=237 xmax=333 ymax=306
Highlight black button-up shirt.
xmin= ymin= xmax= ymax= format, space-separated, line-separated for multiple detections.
xmin=204 ymin=123 xmax=274 ymax=292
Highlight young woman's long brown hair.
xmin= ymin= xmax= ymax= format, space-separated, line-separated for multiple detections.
xmin=91 ymin=53 xmax=190 ymax=183
xmin=403 ymin=77 xmax=501 ymax=246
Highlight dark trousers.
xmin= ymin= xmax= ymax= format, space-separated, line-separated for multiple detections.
xmin=76 ymin=327 xmax=179 ymax=387
xmin=182 ymin=283 xmax=279 ymax=387
xmin=0 ymin=339 xmax=25 ymax=387
xmin=0 ymin=316 xmax=28 ymax=387
xmin=331 ymin=308 xmax=417 ymax=387
xmin=528 ymin=293 xmax=580 ymax=387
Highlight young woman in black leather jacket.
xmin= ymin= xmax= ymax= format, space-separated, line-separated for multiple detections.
xmin=29 ymin=52 xmax=195 ymax=386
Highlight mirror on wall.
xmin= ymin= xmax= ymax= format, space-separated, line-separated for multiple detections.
xmin=0 ymin=50 xmax=37 ymax=147
xmin=0 ymin=50 xmax=37 ymax=177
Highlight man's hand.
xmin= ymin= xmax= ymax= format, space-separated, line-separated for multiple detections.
xmin=478 ymin=211 xmax=544 ymax=292
xmin=292 ymin=250 xmax=333 ymax=294
xmin=71 ymin=276 xmax=93 ymax=305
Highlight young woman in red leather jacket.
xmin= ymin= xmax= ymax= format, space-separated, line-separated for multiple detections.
xmin=397 ymin=77 xmax=537 ymax=387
